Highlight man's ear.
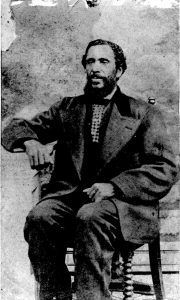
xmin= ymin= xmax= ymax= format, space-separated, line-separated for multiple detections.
xmin=116 ymin=68 xmax=123 ymax=81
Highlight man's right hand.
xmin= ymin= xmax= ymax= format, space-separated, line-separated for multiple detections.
xmin=23 ymin=140 xmax=54 ymax=170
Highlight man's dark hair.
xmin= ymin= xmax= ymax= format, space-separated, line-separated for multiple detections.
xmin=82 ymin=39 xmax=127 ymax=74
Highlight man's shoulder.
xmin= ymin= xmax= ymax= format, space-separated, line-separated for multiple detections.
xmin=52 ymin=94 xmax=85 ymax=110
xmin=120 ymin=92 xmax=160 ymax=120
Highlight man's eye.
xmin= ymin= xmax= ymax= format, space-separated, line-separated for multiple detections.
xmin=86 ymin=59 xmax=94 ymax=64
xmin=100 ymin=59 xmax=109 ymax=64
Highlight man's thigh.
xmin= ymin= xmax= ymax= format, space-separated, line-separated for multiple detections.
xmin=76 ymin=199 xmax=140 ymax=251
xmin=76 ymin=199 xmax=122 ymax=242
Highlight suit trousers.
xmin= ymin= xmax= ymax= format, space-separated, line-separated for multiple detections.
xmin=24 ymin=194 xmax=137 ymax=300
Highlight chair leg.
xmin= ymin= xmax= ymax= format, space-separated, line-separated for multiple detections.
xmin=149 ymin=234 xmax=165 ymax=300
xmin=122 ymin=251 xmax=134 ymax=300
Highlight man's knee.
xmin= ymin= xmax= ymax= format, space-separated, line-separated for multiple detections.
xmin=76 ymin=201 xmax=117 ymax=223
xmin=24 ymin=202 xmax=53 ymax=242
xmin=76 ymin=203 xmax=103 ymax=225
xmin=26 ymin=204 xmax=50 ymax=226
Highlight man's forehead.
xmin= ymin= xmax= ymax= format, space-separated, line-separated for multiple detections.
xmin=86 ymin=44 xmax=115 ymax=59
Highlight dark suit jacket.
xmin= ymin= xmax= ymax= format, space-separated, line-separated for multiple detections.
xmin=2 ymin=88 xmax=178 ymax=244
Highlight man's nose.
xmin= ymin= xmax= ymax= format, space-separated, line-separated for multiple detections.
xmin=91 ymin=61 xmax=101 ymax=72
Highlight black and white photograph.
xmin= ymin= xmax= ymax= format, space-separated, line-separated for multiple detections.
xmin=1 ymin=1 xmax=179 ymax=299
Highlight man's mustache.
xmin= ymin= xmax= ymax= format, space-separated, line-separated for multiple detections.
xmin=88 ymin=74 xmax=105 ymax=79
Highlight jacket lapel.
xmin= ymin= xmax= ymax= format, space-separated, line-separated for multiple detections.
xmin=100 ymin=100 xmax=141 ymax=168
xmin=61 ymin=98 xmax=86 ymax=179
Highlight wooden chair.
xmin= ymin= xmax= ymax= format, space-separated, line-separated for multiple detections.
xmin=63 ymin=226 xmax=165 ymax=300
xmin=109 ymin=232 xmax=165 ymax=299
xmin=49 ymin=232 xmax=164 ymax=300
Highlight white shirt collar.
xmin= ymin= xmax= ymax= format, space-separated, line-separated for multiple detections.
xmin=104 ymin=86 xmax=117 ymax=101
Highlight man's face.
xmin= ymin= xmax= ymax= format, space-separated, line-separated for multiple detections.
xmin=84 ymin=45 xmax=122 ymax=97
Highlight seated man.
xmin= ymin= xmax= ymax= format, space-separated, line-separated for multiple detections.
xmin=2 ymin=39 xmax=178 ymax=300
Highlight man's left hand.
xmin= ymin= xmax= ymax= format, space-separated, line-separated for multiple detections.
xmin=83 ymin=183 xmax=115 ymax=203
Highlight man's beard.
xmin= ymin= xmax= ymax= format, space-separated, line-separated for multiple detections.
xmin=84 ymin=76 xmax=117 ymax=99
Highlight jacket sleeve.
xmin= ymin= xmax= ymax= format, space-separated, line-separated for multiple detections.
xmin=1 ymin=100 xmax=64 ymax=152
xmin=111 ymin=107 xmax=178 ymax=202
